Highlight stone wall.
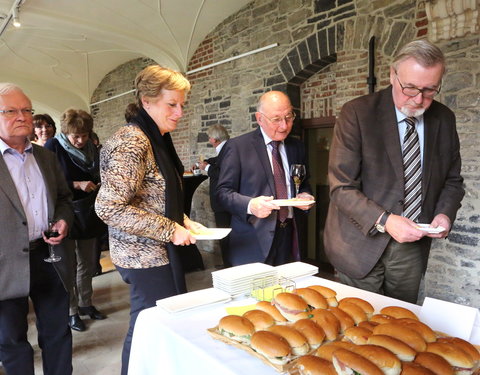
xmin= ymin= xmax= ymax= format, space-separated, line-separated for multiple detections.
xmin=90 ymin=0 xmax=480 ymax=307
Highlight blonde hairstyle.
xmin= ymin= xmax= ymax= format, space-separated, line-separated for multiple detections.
xmin=60 ymin=109 xmax=94 ymax=135
xmin=134 ymin=65 xmax=191 ymax=107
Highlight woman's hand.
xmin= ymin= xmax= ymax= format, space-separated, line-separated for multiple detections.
xmin=183 ymin=217 xmax=207 ymax=234
xmin=73 ymin=180 xmax=99 ymax=193
xmin=171 ymin=223 xmax=196 ymax=246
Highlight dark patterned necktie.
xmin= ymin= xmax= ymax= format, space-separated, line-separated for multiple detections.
xmin=402 ymin=117 xmax=422 ymax=221
xmin=271 ymin=141 xmax=288 ymax=222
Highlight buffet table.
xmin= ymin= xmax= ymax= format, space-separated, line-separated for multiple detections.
xmin=128 ymin=275 xmax=445 ymax=375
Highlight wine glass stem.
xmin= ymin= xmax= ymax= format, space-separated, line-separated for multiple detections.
xmin=295 ymin=184 xmax=300 ymax=196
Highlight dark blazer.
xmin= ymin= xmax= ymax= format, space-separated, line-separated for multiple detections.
xmin=207 ymin=143 xmax=228 ymax=213
xmin=216 ymin=127 xmax=311 ymax=265
xmin=0 ymin=144 xmax=74 ymax=300
xmin=324 ymin=86 xmax=464 ymax=279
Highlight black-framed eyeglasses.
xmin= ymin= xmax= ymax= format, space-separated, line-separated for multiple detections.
xmin=0 ymin=108 xmax=35 ymax=118
xmin=259 ymin=111 xmax=296 ymax=124
xmin=395 ymin=74 xmax=440 ymax=99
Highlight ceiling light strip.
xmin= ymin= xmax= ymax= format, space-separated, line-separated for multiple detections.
xmin=0 ymin=0 xmax=24 ymax=37
xmin=186 ymin=43 xmax=279 ymax=75
xmin=90 ymin=43 xmax=279 ymax=107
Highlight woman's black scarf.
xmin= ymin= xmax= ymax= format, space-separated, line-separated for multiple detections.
xmin=133 ymin=107 xmax=187 ymax=294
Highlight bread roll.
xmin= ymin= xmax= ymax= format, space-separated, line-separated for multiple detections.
xmin=340 ymin=297 xmax=375 ymax=319
xmin=251 ymin=330 xmax=291 ymax=365
xmin=316 ymin=341 xmax=356 ymax=362
xmin=339 ymin=300 xmax=368 ymax=324
xmin=414 ymin=352 xmax=454 ymax=375
xmin=352 ymin=344 xmax=402 ymax=375
xmin=380 ymin=306 xmax=419 ymax=320
xmin=256 ymin=300 xmax=287 ymax=322
xmin=243 ymin=309 xmax=275 ymax=331
xmin=268 ymin=325 xmax=310 ymax=356
xmin=293 ymin=318 xmax=326 ymax=349
xmin=343 ymin=326 xmax=373 ymax=345
xmin=332 ymin=348 xmax=384 ymax=375
xmin=394 ymin=318 xmax=436 ymax=343
xmin=295 ymin=355 xmax=336 ymax=375
xmin=367 ymin=334 xmax=417 ymax=362
xmin=307 ymin=285 xmax=338 ymax=307
xmin=373 ymin=323 xmax=427 ymax=352
xmin=329 ymin=306 xmax=356 ymax=333
xmin=295 ymin=287 xmax=328 ymax=309
xmin=310 ymin=308 xmax=341 ymax=341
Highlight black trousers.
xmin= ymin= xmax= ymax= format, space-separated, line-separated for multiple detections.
xmin=0 ymin=243 xmax=72 ymax=375
xmin=116 ymin=264 xmax=178 ymax=375
xmin=265 ymin=219 xmax=294 ymax=266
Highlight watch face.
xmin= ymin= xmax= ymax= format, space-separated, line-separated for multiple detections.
xmin=375 ymin=224 xmax=385 ymax=233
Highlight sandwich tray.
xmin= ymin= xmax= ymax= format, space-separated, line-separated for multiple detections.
xmin=207 ymin=326 xmax=310 ymax=373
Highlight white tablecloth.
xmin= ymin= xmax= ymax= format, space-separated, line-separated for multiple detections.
xmin=128 ymin=276 xmax=431 ymax=375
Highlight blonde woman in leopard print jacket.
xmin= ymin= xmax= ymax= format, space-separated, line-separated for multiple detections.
xmin=95 ymin=65 xmax=205 ymax=375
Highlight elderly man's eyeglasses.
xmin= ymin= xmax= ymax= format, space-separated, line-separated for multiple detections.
xmin=0 ymin=108 xmax=35 ymax=118
xmin=395 ymin=74 xmax=440 ymax=99
xmin=260 ymin=111 xmax=296 ymax=124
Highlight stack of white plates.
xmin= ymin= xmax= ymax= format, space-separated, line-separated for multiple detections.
xmin=212 ymin=263 xmax=277 ymax=297
xmin=275 ymin=261 xmax=319 ymax=280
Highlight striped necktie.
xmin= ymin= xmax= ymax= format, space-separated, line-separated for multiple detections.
xmin=271 ymin=141 xmax=288 ymax=222
xmin=402 ymin=116 xmax=422 ymax=221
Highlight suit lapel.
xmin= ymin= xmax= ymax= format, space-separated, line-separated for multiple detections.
xmin=379 ymin=89 xmax=404 ymax=182
xmin=422 ymin=109 xmax=440 ymax=201
xmin=251 ymin=128 xmax=276 ymax=194
xmin=0 ymin=152 xmax=27 ymax=220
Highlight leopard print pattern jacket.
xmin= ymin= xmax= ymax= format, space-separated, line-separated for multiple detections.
xmin=95 ymin=124 xmax=181 ymax=269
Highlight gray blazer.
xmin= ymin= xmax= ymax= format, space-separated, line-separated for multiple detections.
xmin=0 ymin=144 xmax=74 ymax=300
xmin=324 ymin=86 xmax=464 ymax=279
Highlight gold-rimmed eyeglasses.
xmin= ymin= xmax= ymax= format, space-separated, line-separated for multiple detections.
xmin=259 ymin=111 xmax=296 ymax=124
xmin=395 ymin=73 xmax=440 ymax=99
xmin=0 ymin=108 xmax=35 ymax=118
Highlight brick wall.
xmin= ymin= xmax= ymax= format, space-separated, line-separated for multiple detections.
xmin=91 ymin=0 xmax=480 ymax=307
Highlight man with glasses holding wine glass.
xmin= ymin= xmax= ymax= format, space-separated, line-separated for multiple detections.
xmin=324 ymin=40 xmax=464 ymax=303
xmin=216 ymin=91 xmax=314 ymax=266
xmin=0 ymin=83 xmax=74 ymax=375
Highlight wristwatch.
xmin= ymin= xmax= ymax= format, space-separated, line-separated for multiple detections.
xmin=374 ymin=211 xmax=391 ymax=233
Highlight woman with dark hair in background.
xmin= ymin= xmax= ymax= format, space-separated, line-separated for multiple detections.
xmin=32 ymin=113 xmax=56 ymax=146
xmin=45 ymin=109 xmax=106 ymax=332
xmin=95 ymin=65 xmax=205 ymax=374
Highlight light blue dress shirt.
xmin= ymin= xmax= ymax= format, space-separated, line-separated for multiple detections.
xmin=0 ymin=139 xmax=49 ymax=240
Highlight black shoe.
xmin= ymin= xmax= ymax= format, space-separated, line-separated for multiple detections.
xmin=69 ymin=314 xmax=86 ymax=332
xmin=78 ymin=305 xmax=106 ymax=320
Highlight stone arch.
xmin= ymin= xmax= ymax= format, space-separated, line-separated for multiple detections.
xmin=260 ymin=25 xmax=341 ymax=133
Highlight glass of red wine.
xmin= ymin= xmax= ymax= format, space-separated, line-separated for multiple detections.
xmin=44 ymin=221 xmax=61 ymax=263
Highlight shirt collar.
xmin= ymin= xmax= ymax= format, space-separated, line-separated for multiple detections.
xmin=259 ymin=127 xmax=284 ymax=147
xmin=394 ymin=107 xmax=424 ymax=124
xmin=0 ymin=137 xmax=33 ymax=155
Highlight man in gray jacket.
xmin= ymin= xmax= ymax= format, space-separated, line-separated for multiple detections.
xmin=0 ymin=83 xmax=74 ymax=375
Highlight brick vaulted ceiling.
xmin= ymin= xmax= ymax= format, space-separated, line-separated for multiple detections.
xmin=0 ymin=0 xmax=252 ymax=114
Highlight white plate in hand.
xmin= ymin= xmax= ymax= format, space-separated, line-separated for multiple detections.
xmin=416 ymin=224 xmax=445 ymax=233
xmin=190 ymin=228 xmax=232 ymax=240
xmin=271 ymin=199 xmax=315 ymax=206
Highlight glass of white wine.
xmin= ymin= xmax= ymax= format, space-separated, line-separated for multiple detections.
xmin=290 ymin=164 xmax=306 ymax=196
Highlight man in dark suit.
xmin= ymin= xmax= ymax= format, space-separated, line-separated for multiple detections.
xmin=324 ymin=40 xmax=464 ymax=303
xmin=199 ymin=124 xmax=231 ymax=268
xmin=0 ymin=83 xmax=74 ymax=374
xmin=216 ymin=91 xmax=314 ymax=266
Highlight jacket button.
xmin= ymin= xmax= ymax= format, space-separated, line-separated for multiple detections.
xmin=22 ymin=248 xmax=29 ymax=253
xmin=398 ymin=200 xmax=404 ymax=205
xmin=22 ymin=221 xmax=27 ymax=225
